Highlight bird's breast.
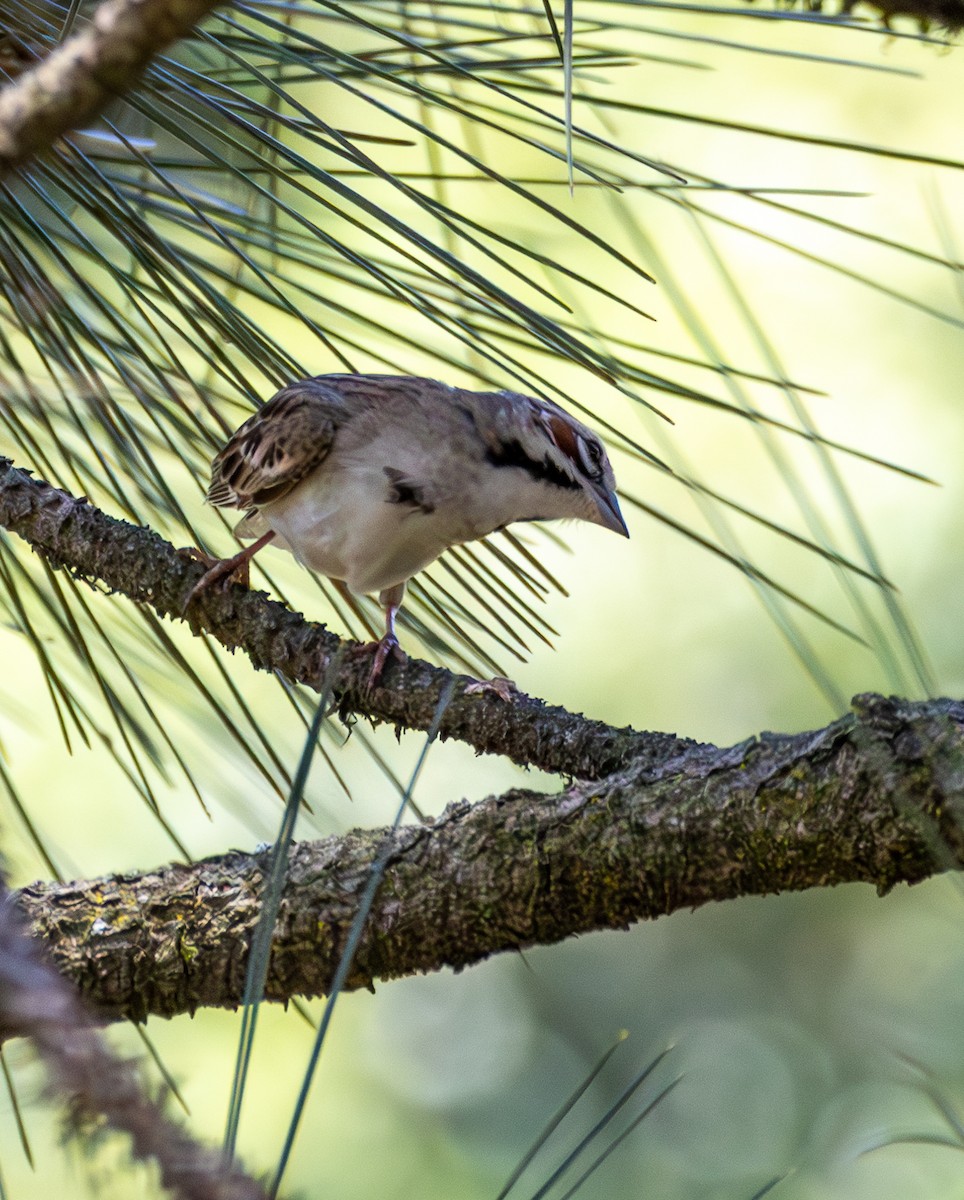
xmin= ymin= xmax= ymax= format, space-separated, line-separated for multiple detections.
xmin=258 ymin=460 xmax=470 ymax=595
xmin=255 ymin=423 xmax=585 ymax=596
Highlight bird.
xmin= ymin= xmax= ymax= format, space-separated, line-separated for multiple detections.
xmin=187 ymin=373 xmax=629 ymax=684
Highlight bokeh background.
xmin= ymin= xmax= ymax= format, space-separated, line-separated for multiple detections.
xmin=1 ymin=2 xmax=964 ymax=1197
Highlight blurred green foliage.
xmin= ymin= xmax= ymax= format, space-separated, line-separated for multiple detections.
xmin=0 ymin=1 xmax=963 ymax=1197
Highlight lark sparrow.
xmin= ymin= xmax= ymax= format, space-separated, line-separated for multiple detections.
xmin=188 ymin=374 xmax=628 ymax=682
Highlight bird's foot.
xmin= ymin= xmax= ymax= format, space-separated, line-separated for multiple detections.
xmin=363 ymin=633 xmax=406 ymax=689
xmin=179 ymin=546 xmax=252 ymax=615
xmin=464 ymin=676 xmax=518 ymax=703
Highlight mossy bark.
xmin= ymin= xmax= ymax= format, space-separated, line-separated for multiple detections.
xmin=16 ymin=694 xmax=964 ymax=1024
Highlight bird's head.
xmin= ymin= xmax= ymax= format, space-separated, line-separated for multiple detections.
xmin=482 ymin=391 xmax=629 ymax=538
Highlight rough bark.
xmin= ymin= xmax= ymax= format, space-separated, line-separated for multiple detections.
xmin=0 ymin=0 xmax=226 ymax=170
xmin=16 ymin=693 xmax=964 ymax=1025
xmin=0 ymin=456 xmax=696 ymax=779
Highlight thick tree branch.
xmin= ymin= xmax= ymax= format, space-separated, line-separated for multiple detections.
xmin=16 ymin=694 xmax=964 ymax=1025
xmin=0 ymin=456 xmax=695 ymax=779
xmin=0 ymin=0 xmax=226 ymax=170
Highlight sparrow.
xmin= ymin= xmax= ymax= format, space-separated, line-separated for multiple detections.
xmin=187 ymin=373 xmax=628 ymax=683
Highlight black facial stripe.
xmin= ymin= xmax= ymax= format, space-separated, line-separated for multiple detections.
xmin=485 ymin=439 xmax=579 ymax=491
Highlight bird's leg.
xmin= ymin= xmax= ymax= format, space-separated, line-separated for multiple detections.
xmin=183 ymin=531 xmax=276 ymax=612
xmin=368 ymin=582 xmax=407 ymax=687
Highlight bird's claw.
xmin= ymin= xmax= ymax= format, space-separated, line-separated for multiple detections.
xmin=177 ymin=545 xmax=218 ymax=570
xmin=365 ymin=633 xmax=405 ymax=689
xmin=464 ymin=676 xmax=517 ymax=703
xmin=179 ymin=548 xmax=251 ymax=616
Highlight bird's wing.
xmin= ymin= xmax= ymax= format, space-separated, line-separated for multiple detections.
xmin=206 ymin=380 xmax=347 ymax=511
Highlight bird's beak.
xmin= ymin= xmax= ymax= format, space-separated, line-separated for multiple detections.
xmin=592 ymin=485 xmax=630 ymax=537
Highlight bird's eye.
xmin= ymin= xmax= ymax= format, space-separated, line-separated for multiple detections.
xmin=577 ymin=435 xmax=605 ymax=479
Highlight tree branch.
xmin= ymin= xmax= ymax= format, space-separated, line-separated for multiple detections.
xmin=16 ymin=693 xmax=964 ymax=1025
xmin=0 ymin=455 xmax=695 ymax=779
xmin=0 ymin=0 xmax=227 ymax=170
